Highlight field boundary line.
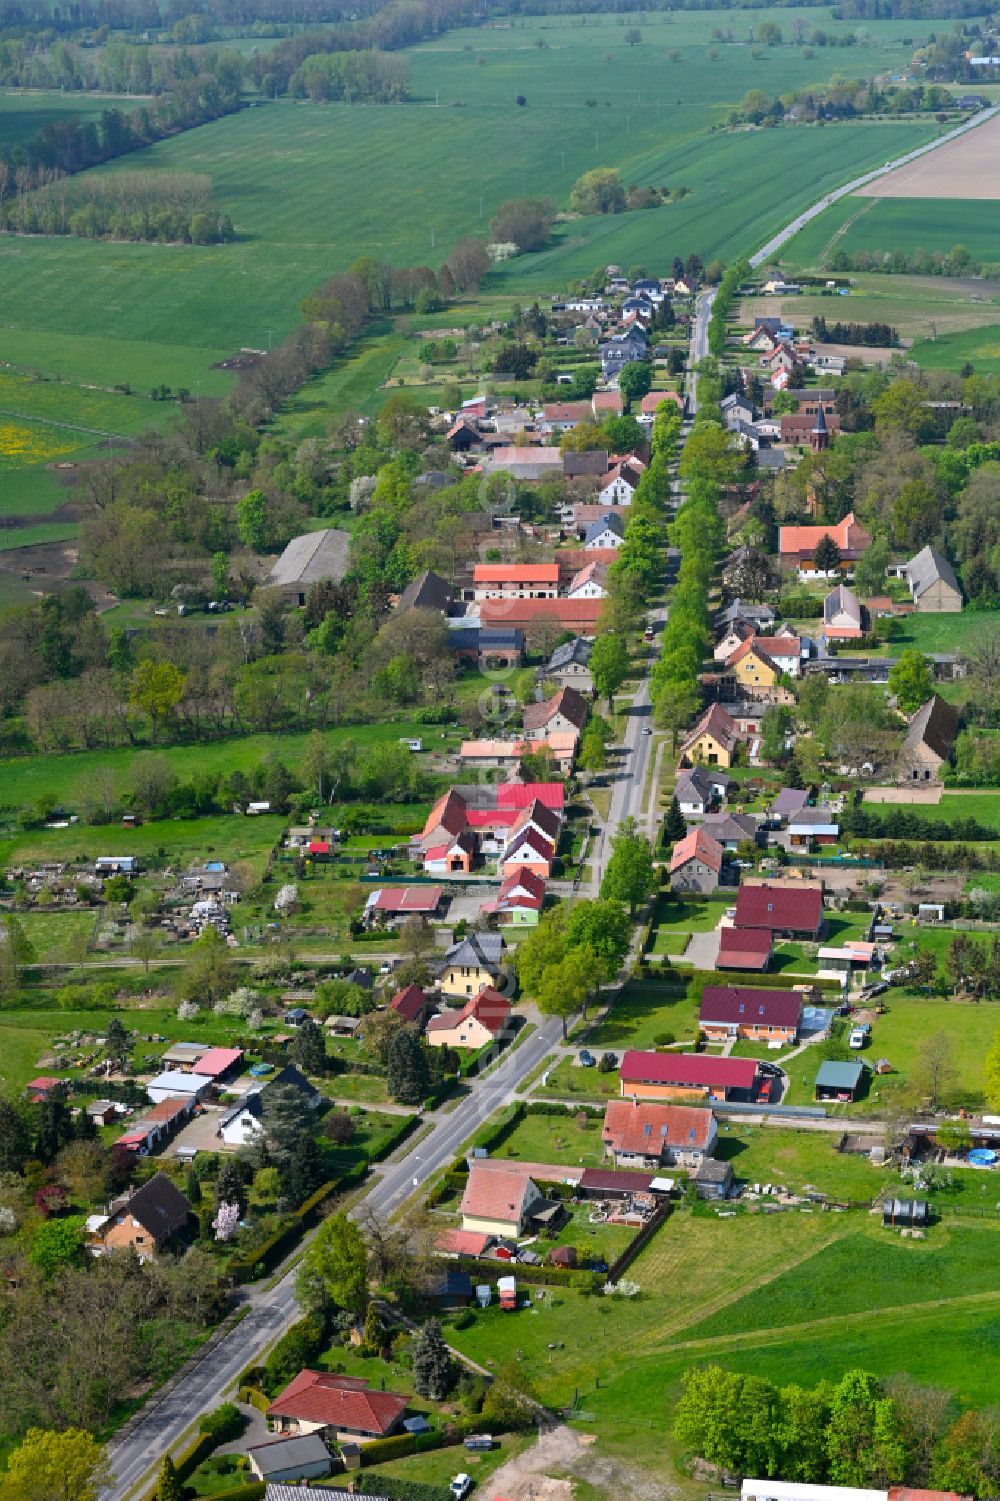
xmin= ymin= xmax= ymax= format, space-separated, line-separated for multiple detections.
xmin=0 ymin=404 xmax=129 ymax=440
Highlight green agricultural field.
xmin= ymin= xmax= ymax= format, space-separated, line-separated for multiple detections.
xmin=912 ymin=323 xmax=1000 ymax=375
xmin=0 ymin=88 xmax=110 ymax=150
xmin=891 ymin=609 xmax=1000 ymax=654
xmin=780 ymin=191 xmax=1000 ymax=271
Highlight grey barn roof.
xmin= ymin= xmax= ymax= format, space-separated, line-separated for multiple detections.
xmin=902 ymin=694 xmax=960 ymax=762
xmin=396 ymin=569 xmax=452 ymax=614
xmin=248 ymin=1433 xmax=331 ymax=1478
xmin=824 ymin=582 xmax=861 ymax=626
xmin=905 ymin=544 xmax=960 ymax=602
xmin=548 ymin=637 xmax=593 ymax=672
xmin=269 ymin=528 xmax=350 ymax=589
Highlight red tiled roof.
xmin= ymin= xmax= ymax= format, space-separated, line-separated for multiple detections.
xmin=473 ymin=563 xmax=560 ymax=584
xmin=390 ymin=984 xmax=428 ymax=1023
xmin=603 ymin=1099 xmax=715 ymax=1156
xmin=435 ymin=1228 xmax=492 ymax=1256
xmin=421 ymin=789 xmax=467 ymax=841
xmin=480 ymin=598 xmax=603 ymax=631
xmin=669 ymin=826 xmax=724 ymax=875
xmin=139 ymin=1096 xmax=192 ymax=1124
xmin=460 ymin=1163 xmax=535 ymax=1222
xmin=497 ymin=783 xmax=565 ymax=811
xmin=753 ymin=635 xmax=801 ymax=658
xmin=699 ymin=984 xmax=803 ymax=1030
xmin=26 ymin=1076 xmax=63 ymax=1091
xmin=734 ymin=882 xmax=823 ymax=935
xmin=427 ymin=986 xmax=512 ymax=1037
xmin=499 ymin=867 xmax=546 ymax=902
xmin=465 ymin=808 xmax=517 ymax=829
xmin=192 ymin=1047 xmax=243 ymax=1078
xmin=717 ymin=925 xmax=773 ymax=970
xmin=369 ymin=886 xmax=444 ymax=913
xmin=523 ymin=686 xmax=589 ymax=735
xmin=267 ymin=1370 xmax=407 ymax=1436
xmin=640 ymin=389 xmax=683 ymax=413
xmin=619 ymin=1050 xmax=758 ymax=1091
xmin=778 ymin=511 xmax=870 ymax=557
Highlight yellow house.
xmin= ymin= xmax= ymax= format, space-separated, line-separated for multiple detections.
xmin=438 ymin=933 xmax=503 ymax=998
xmin=726 ymin=639 xmax=779 ymax=691
xmin=679 ymin=703 xmax=739 ymax=770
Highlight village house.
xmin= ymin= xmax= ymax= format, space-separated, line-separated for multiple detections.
xmin=900 ymin=544 xmax=963 ymax=612
xmin=716 ymin=925 xmax=774 ymax=971
xmin=638 ymin=389 xmax=684 ymax=429
xmin=542 ymin=400 xmax=593 ymax=433
xmin=389 ymin=984 xmax=433 ymax=1029
xmin=778 ymin=512 xmax=871 ymax=575
xmin=679 ymin=703 xmax=740 ymax=769
xmin=447 ymin=416 xmax=483 ymax=452
xmin=787 ymin=806 xmax=840 ymax=849
xmin=898 ymin=694 xmax=960 ymax=783
xmin=733 ymin=881 xmax=825 ymax=940
xmin=724 ymin=638 xmax=782 ymax=693
xmin=591 ymin=390 xmax=623 ymax=418
xmin=602 ymin=1099 xmax=718 ymax=1170
xmin=566 ymin=560 xmax=610 ymax=599
xmin=619 ymin=1050 xmax=762 ymax=1104
xmin=674 ymin=766 xmax=733 ymax=816
xmin=669 ymin=826 xmax=725 ymax=894
xmin=460 ymin=1163 xmax=544 ymax=1237
xmin=481 ymin=866 xmax=546 ymax=928
xmin=484 ymin=447 xmax=564 ymax=483
xmin=713 ymin=622 xmax=752 ymax=663
xmin=823 ymin=583 xmax=863 ymax=641
xmin=218 ymin=1065 xmax=322 ymax=1148
xmin=770 ymin=787 xmax=810 ymax=823
xmin=459 ymin=733 xmax=576 ymax=776
xmin=267 ymin=1371 xmax=408 ymax=1445
xmin=86 ymin=1173 xmax=192 ymax=1260
xmin=268 ymin=529 xmax=350 ymax=606
xmin=427 ymin=986 xmax=513 ymax=1050
xmin=716 ymin=599 xmax=776 ymax=633
xmin=448 ymin=623 xmax=524 ymax=669
xmin=699 ymin=811 xmax=760 ymax=852
xmin=583 ymin=512 xmax=625 ymax=551
xmin=439 ymin=932 xmax=504 ymax=998
xmin=472 ymin=563 xmax=559 ymax=602
xmin=563 ymin=450 xmax=610 ymax=491
xmin=522 ymin=685 xmax=589 ymax=744
xmin=699 ymin=985 xmax=803 ymax=1044
xmin=544 ymin=636 xmax=593 ymax=690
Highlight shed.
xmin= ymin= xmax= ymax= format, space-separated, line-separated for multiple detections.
xmin=883 ymin=1197 xmax=928 ymax=1228
xmin=814 ymin=1059 xmax=865 ymax=1102
xmin=548 ymin=1245 xmax=577 ymax=1268
xmin=429 ymin=1270 xmax=473 ymax=1309
xmin=692 ymin=1157 xmax=734 ymax=1200
xmin=246 ymin=1433 xmax=333 ymax=1484
xmin=146 ymin=1070 xmax=210 ymax=1105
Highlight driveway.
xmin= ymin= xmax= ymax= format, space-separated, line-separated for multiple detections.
xmin=680 ymin=930 xmax=720 ymax=969
xmin=165 ymin=1107 xmax=229 ymax=1157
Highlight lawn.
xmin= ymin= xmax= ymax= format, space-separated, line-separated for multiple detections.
xmin=18 ymin=910 xmax=99 ymax=965
xmin=714 ymin=1122 xmax=896 ymax=1200
xmin=892 ymin=610 xmax=1000 ymax=656
xmin=370 ymin=1432 xmax=533 ymax=1490
xmin=0 ymin=813 xmax=285 ymax=882
xmin=585 ymin=978 xmax=702 ymax=1051
xmin=912 ymin=323 xmax=1000 ymax=377
xmin=479 ymin=1108 xmax=609 ymax=1169
xmin=863 ymin=790 xmax=1000 ymax=832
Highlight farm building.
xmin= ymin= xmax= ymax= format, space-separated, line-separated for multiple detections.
xmin=692 ymin=1158 xmax=735 ymax=1200
xmin=364 ymin=886 xmax=447 ymax=925
xmin=897 ymin=695 xmax=959 ymax=784
xmin=699 ymin=986 xmax=802 ymax=1044
xmin=901 ymin=545 xmax=962 ymax=612
xmin=815 ymin=1059 xmax=865 ymax=1102
xmin=619 ymin=1050 xmax=762 ymax=1103
xmin=269 ymin=529 xmax=350 ymax=606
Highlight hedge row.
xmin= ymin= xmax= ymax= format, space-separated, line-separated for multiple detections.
xmin=688 ymin=969 xmax=842 ymax=993
xmin=353 ymin=1473 xmax=450 ymax=1501
xmin=446 ymin=1254 xmax=604 ymax=1292
xmin=359 ymin=1428 xmax=447 ymax=1466
xmin=371 ymin=1113 xmax=420 ymax=1163
xmin=238 ymin=1385 xmax=270 ymax=1413
xmin=473 ymin=1101 xmax=526 ymax=1153
xmin=525 ymin=1101 xmax=603 ymax=1121
xmin=226 ymin=1163 xmax=367 ymax=1283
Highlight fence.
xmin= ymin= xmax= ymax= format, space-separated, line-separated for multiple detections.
xmin=606 ymin=1199 xmax=672 ymax=1281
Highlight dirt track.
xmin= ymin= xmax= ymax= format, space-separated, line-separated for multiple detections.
xmin=486 ymin=1427 xmax=676 ymax=1501
xmin=857 ymin=113 xmax=1000 ymax=198
xmin=863 ymin=786 xmax=943 ymax=805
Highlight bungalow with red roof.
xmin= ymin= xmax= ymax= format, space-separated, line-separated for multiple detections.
xmin=778 ymin=511 xmax=871 ymax=575
xmin=460 ymin=1163 xmax=543 ymax=1236
xmin=267 ymin=1371 xmax=408 ymax=1444
xmin=591 ymin=390 xmax=623 ymax=418
xmin=427 ymin=986 xmax=512 ymax=1050
xmin=716 ymin=924 xmax=773 ymax=972
xmin=669 ymin=826 xmax=724 ymax=894
xmin=472 ymin=563 xmax=559 ymax=602
xmin=698 ymin=984 xmax=803 ymax=1043
xmin=389 ymin=984 xmax=432 ymax=1029
xmin=619 ymin=1050 xmax=762 ymax=1103
xmin=542 ymin=400 xmax=593 ymax=433
xmin=459 ymin=734 xmax=577 ymax=775
xmin=602 ymin=1099 xmax=717 ymax=1170
xmin=435 ymin=1227 xmax=493 ymax=1258
xmin=25 ymin=1076 xmax=65 ymax=1102
xmin=733 ymin=881 xmax=824 ymax=940
xmin=637 ymin=389 xmax=684 ymax=431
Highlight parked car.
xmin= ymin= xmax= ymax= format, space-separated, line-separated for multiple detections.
xmin=578 ymin=1049 xmax=596 ymax=1067
xmin=450 ymin=1476 xmax=472 ymax=1499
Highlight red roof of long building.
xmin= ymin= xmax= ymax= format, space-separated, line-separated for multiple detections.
xmin=602 ymin=1099 xmax=715 ymax=1156
xmin=734 ymin=881 xmax=823 ymax=935
xmin=619 ymin=1050 xmax=758 ymax=1091
xmin=699 ymin=984 xmax=803 ymax=1030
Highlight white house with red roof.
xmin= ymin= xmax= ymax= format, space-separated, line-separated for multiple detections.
xmin=472 ymin=562 xmax=559 ymax=602
xmin=266 ymin=1371 xmax=408 ymax=1444
xmin=363 ymin=885 xmax=446 ymax=925
xmin=481 ymin=866 xmax=546 ymax=928
xmin=522 ymin=686 xmax=589 ymax=743
xmin=602 ymin=1099 xmax=717 ymax=1170
xmin=427 ymin=986 xmax=512 ymax=1051
xmin=460 ymin=1163 xmax=542 ymax=1236
xmin=566 ymin=560 xmax=610 ymax=599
